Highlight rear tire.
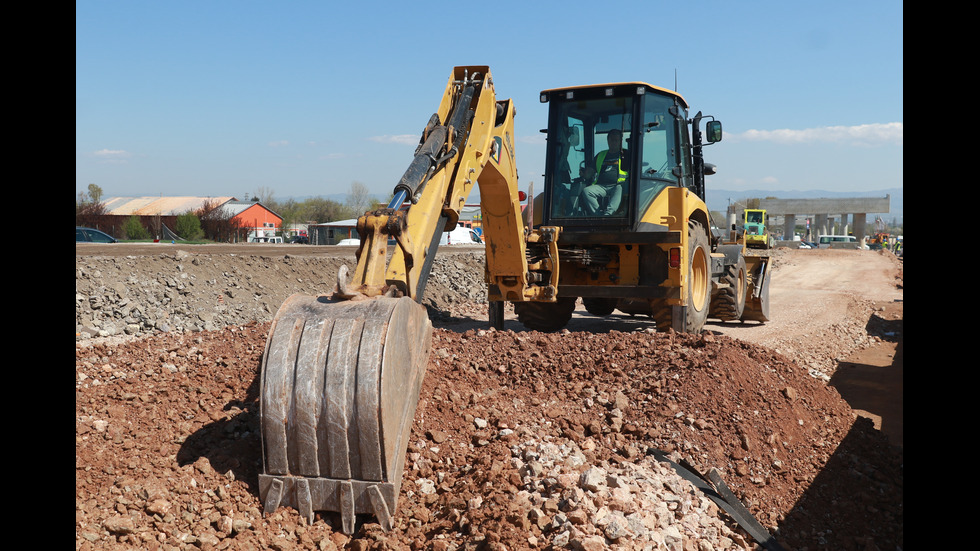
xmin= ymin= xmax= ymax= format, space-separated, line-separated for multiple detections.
xmin=514 ymin=297 xmax=577 ymax=332
xmin=654 ymin=220 xmax=711 ymax=333
xmin=710 ymin=256 xmax=746 ymax=321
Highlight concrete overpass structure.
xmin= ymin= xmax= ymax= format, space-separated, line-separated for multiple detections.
xmin=755 ymin=195 xmax=890 ymax=241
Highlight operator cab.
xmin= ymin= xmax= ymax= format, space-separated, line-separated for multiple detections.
xmin=539 ymin=82 xmax=719 ymax=230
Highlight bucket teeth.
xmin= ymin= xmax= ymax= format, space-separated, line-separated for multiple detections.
xmin=368 ymin=484 xmax=393 ymax=532
xmin=339 ymin=481 xmax=354 ymax=534
xmin=258 ymin=294 xmax=432 ymax=533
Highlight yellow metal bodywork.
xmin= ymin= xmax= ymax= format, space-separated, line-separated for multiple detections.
xmin=341 ymin=66 xmax=536 ymax=303
xmin=635 ymin=186 xmax=710 ymax=307
xmin=540 ymin=82 xmax=689 ymax=109
xmin=743 ymin=209 xmax=771 ymax=249
xmin=531 ymin=185 xmax=712 ymax=310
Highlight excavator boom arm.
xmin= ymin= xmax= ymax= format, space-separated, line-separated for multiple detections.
xmin=340 ymin=66 xmax=528 ymax=302
xmin=258 ymin=66 xmax=532 ymax=534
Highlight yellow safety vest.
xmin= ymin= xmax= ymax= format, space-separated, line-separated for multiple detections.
xmin=595 ymin=150 xmax=627 ymax=185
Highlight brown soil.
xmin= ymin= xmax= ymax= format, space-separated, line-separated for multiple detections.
xmin=76 ymin=244 xmax=903 ymax=550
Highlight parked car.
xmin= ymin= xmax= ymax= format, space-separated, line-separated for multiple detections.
xmin=817 ymin=235 xmax=857 ymax=249
xmin=440 ymin=224 xmax=482 ymax=245
xmin=248 ymin=236 xmax=284 ymax=243
xmin=336 ymin=238 xmax=360 ymax=246
xmin=76 ymin=227 xmax=117 ymax=243
xmin=289 ymin=235 xmax=309 ymax=244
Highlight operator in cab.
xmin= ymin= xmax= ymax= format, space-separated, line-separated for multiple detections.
xmin=583 ymin=129 xmax=628 ymax=216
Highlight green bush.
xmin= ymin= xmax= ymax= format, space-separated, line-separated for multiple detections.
xmin=123 ymin=216 xmax=150 ymax=240
xmin=175 ymin=212 xmax=203 ymax=241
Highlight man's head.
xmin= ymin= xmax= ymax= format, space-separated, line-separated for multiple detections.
xmin=607 ymin=129 xmax=623 ymax=152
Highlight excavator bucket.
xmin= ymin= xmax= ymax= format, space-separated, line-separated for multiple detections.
xmin=258 ymin=293 xmax=432 ymax=534
xmin=742 ymin=256 xmax=771 ymax=322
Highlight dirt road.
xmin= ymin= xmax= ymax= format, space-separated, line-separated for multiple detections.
xmin=75 ymin=244 xmax=903 ymax=550
xmin=708 ymin=248 xmax=902 ymax=348
xmin=713 ymin=248 xmax=904 ymax=449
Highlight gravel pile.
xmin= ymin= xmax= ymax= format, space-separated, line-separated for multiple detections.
xmin=495 ymin=439 xmax=754 ymax=550
xmin=75 ymin=250 xmax=487 ymax=340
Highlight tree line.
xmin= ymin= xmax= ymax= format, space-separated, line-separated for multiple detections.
xmin=75 ymin=182 xmax=386 ymax=242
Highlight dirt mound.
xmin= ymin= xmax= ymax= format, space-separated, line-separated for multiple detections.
xmin=76 ymin=324 xmax=901 ymax=550
xmin=75 ymin=246 xmax=903 ymax=550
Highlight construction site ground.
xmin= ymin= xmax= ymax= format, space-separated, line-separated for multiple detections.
xmin=76 ymin=244 xmax=903 ymax=551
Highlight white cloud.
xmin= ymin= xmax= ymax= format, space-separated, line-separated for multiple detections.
xmin=94 ymin=148 xmax=130 ymax=158
xmin=734 ymin=122 xmax=902 ymax=146
xmin=368 ymin=134 xmax=419 ymax=145
xmin=93 ymin=149 xmax=131 ymax=164
xmin=519 ymin=133 xmax=547 ymax=145
xmin=268 ymin=140 xmax=290 ymax=147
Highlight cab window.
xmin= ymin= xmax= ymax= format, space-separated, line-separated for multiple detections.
xmin=637 ymin=94 xmax=681 ymax=215
xmin=548 ymin=95 xmax=635 ymax=221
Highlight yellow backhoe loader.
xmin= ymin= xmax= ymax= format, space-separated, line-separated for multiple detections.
xmin=258 ymin=66 xmax=771 ymax=533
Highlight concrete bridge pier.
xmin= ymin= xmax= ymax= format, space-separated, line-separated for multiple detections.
xmin=735 ymin=195 xmax=890 ymax=245
xmin=814 ymin=214 xmax=829 ymax=236
xmin=853 ymin=213 xmax=867 ymax=246
xmin=782 ymin=214 xmax=796 ymax=240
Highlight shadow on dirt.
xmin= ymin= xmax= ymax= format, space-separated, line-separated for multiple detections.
xmin=430 ymin=308 xmax=660 ymax=334
xmin=430 ymin=307 xmax=770 ymax=336
xmin=774 ymin=416 xmax=904 ymax=549
xmin=176 ymin=381 xmax=374 ymax=533
xmin=176 ymin=371 xmax=263 ymax=499
xmin=863 ymin=305 xmax=904 ymax=343
xmin=829 ymin=300 xmax=903 ymax=450
xmin=776 ymin=300 xmax=903 ymax=547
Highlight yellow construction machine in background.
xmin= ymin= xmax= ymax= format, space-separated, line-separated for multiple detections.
xmin=257 ymin=66 xmax=771 ymax=533
xmin=742 ymin=208 xmax=776 ymax=249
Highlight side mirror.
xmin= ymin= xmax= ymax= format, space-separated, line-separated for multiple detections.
xmin=706 ymin=121 xmax=722 ymax=143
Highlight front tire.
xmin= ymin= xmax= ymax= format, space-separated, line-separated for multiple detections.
xmin=710 ymin=256 xmax=746 ymax=321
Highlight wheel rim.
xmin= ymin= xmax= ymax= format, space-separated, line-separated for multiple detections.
xmin=736 ymin=266 xmax=746 ymax=304
xmin=691 ymin=246 xmax=709 ymax=311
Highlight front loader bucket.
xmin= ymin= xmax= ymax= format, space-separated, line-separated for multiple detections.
xmin=742 ymin=256 xmax=771 ymax=323
xmin=258 ymin=294 xmax=432 ymax=534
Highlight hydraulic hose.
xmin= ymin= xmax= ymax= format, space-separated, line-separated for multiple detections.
xmin=393 ymin=125 xmax=448 ymax=203
xmin=391 ymin=80 xmax=478 ymax=203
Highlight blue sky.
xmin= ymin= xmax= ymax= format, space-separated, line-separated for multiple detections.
xmin=76 ymin=1 xmax=903 ymax=204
